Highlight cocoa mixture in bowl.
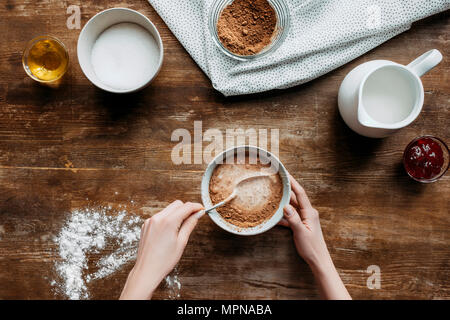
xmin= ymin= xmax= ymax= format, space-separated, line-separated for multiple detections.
xmin=209 ymin=154 xmax=283 ymax=228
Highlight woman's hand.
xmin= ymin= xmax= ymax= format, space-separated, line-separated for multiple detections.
xmin=120 ymin=200 xmax=204 ymax=300
xmin=279 ymin=175 xmax=332 ymax=268
xmin=279 ymin=175 xmax=351 ymax=300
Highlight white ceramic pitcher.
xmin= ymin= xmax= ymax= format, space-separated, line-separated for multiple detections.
xmin=338 ymin=49 xmax=442 ymax=138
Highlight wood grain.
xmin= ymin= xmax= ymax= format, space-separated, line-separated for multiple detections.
xmin=0 ymin=0 xmax=449 ymax=300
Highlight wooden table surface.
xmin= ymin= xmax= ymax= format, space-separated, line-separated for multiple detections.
xmin=0 ymin=0 xmax=448 ymax=300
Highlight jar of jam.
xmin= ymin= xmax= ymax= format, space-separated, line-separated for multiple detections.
xmin=403 ymin=136 xmax=449 ymax=183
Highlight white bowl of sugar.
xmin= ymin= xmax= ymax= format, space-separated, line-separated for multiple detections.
xmin=77 ymin=8 xmax=164 ymax=93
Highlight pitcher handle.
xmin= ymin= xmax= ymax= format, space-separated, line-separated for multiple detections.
xmin=407 ymin=49 xmax=442 ymax=77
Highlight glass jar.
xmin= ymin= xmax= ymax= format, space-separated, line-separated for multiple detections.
xmin=22 ymin=35 xmax=69 ymax=83
xmin=208 ymin=0 xmax=291 ymax=61
xmin=403 ymin=135 xmax=449 ymax=183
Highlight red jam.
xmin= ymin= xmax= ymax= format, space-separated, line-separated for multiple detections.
xmin=404 ymin=137 xmax=444 ymax=180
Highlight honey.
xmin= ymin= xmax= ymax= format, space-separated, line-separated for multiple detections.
xmin=23 ymin=36 xmax=68 ymax=82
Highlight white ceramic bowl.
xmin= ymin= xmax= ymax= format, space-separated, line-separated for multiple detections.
xmin=77 ymin=8 xmax=164 ymax=93
xmin=201 ymin=145 xmax=291 ymax=236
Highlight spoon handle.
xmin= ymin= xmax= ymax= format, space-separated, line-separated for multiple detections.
xmin=205 ymin=192 xmax=236 ymax=214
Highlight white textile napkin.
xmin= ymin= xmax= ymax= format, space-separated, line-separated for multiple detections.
xmin=148 ymin=0 xmax=449 ymax=96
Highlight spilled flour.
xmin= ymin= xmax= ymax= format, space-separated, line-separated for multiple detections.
xmin=52 ymin=207 xmax=181 ymax=299
xmin=165 ymin=270 xmax=182 ymax=299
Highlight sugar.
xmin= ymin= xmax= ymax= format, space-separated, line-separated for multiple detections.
xmin=91 ymin=22 xmax=160 ymax=90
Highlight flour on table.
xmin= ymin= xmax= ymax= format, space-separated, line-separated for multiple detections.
xmin=165 ymin=268 xmax=182 ymax=299
xmin=52 ymin=206 xmax=183 ymax=300
xmin=52 ymin=207 xmax=142 ymax=300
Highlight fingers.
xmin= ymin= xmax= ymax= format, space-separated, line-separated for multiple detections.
xmin=289 ymin=175 xmax=312 ymax=210
xmin=194 ymin=209 xmax=206 ymax=219
xmin=178 ymin=214 xmax=199 ymax=247
xmin=150 ymin=201 xmax=203 ymax=228
xmin=278 ymin=217 xmax=289 ymax=227
xmin=290 ymin=191 xmax=298 ymax=206
xmin=173 ymin=202 xmax=204 ymax=223
xmin=283 ymin=204 xmax=305 ymax=233
xmin=158 ymin=200 xmax=184 ymax=217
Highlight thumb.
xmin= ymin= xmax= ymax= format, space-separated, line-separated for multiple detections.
xmin=178 ymin=212 xmax=201 ymax=246
xmin=283 ymin=204 xmax=305 ymax=233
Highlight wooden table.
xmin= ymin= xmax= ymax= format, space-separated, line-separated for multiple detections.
xmin=0 ymin=0 xmax=448 ymax=300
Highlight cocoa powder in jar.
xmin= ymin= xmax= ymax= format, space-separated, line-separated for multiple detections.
xmin=217 ymin=0 xmax=277 ymax=56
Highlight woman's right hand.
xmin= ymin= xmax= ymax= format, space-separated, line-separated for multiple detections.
xmin=120 ymin=200 xmax=204 ymax=300
xmin=279 ymin=175 xmax=351 ymax=300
